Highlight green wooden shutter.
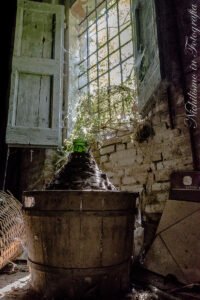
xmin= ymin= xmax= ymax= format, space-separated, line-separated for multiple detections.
xmin=6 ymin=0 xmax=64 ymax=147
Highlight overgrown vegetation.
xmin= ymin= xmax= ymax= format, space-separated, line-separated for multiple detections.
xmin=55 ymin=77 xmax=147 ymax=169
xmin=55 ymin=0 xmax=151 ymax=168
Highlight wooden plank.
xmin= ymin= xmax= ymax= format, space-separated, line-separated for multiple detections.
xmin=64 ymin=216 xmax=81 ymax=268
xmin=79 ymin=215 xmax=102 ymax=268
xmin=15 ymin=73 xmax=52 ymax=128
xmin=12 ymin=57 xmax=59 ymax=74
xmin=102 ymin=216 xmax=130 ymax=266
xmin=14 ymin=6 xmax=24 ymax=56
xmin=54 ymin=3 xmax=64 ymax=61
xmin=7 ymin=71 xmax=53 ymax=128
xmin=24 ymin=215 xmax=44 ymax=263
xmin=7 ymin=70 xmax=19 ymax=127
xmin=38 ymin=75 xmax=52 ymax=128
xmin=52 ymin=5 xmax=64 ymax=145
xmin=6 ymin=0 xmax=64 ymax=147
xmin=18 ymin=0 xmax=64 ymax=14
xmin=15 ymin=73 xmax=41 ymax=127
xmin=21 ymin=10 xmax=54 ymax=59
xmin=6 ymin=127 xmax=59 ymax=146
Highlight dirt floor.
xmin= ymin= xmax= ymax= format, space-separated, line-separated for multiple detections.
xmin=0 ymin=261 xmax=30 ymax=300
xmin=0 ymin=261 xmax=200 ymax=300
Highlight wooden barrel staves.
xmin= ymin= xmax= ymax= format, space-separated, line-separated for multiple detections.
xmin=23 ymin=190 xmax=137 ymax=299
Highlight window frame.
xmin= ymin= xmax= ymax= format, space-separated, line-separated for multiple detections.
xmin=76 ymin=0 xmax=135 ymax=128
xmin=133 ymin=0 xmax=161 ymax=115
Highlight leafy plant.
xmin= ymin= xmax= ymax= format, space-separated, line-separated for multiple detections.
xmin=69 ymin=77 xmax=143 ymax=138
xmin=55 ymin=75 xmax=147 ymax=170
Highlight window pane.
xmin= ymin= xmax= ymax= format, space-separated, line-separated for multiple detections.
xmin=109 ymin=36 xmax=119 ymax=54
xmin=109 ymin=50 xmax=120 ymax=69
xmin=87 ymin=1 xmax=95 ymax=16
xmin=79 ymin=19 xmax=87 ymax=35
xmin=98 ymin=44 xmax=107 ymax=60
xmin=120 ymin=26 xmax=132 ymax=45
xmin=89 ymin=23 xmax=97 ymax=54
xmin=98 ymin=57 xmax=108 ymax=75
xmin=107 ymin=0 xmax=117 ymax=9
xmin=118 ymin=0 xmax=131 ymax=31
xmin=108 ymin=5 xmax=118 ymax=39
xmin=89 ymin=53 xmax=97 ymax=68
xmin=96 ymin=0 xmax=104 ymax=6
xmin=97 ymin=15 xmax=107 ymax=46
xmin=121 ymin=41 xmax=133 ymax=60
xmin=88 ymin=11 xmax=96 ymax=26
xmin=89 ymin=80 xmax=98 ymax=95
xmin=99 ymin=72 xmax=108 ymax=89
xmin=97 ymin=2 xmax=106 ymax=18
xmin=110 ymin=65 xmax=121 ymax=85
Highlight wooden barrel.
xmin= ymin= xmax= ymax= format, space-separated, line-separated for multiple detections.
xmin=23 ymin=190 xmax=137 ymax=299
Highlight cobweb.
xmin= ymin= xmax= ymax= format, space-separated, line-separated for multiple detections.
xmin=0 ymin=191 xmax=25 ymax=270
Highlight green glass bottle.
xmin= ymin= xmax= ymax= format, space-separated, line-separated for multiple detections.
xmin=73 ymin=138 xmax=88 ymax=153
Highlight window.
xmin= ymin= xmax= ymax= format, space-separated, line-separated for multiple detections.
xmin=75 ymin=0 xmax=135 ymax=136
xmin=133 ymin=0 xmax=161 ymax=113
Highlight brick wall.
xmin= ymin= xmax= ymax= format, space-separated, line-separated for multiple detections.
xmin=97 ymin=95 xmax=193 ymax=218
xmin=93 ymin=92 xmax=193 ymax=253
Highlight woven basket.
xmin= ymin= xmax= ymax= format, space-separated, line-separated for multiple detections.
xmin=0 ymin=192 xmax=25 ymax=270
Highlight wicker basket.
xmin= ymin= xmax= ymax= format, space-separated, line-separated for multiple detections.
xmin=0 ymin=192 xmax=25 ymax=270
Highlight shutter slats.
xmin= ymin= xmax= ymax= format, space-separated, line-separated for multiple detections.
xmin=6 ymin=0 xmax=64 ymax=147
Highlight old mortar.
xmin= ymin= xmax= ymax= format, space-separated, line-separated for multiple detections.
xmin=23 ymin=148 xmax=138 ymax=299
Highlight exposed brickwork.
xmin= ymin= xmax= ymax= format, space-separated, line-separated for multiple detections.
xmin=96 ymin=96 xmax=193 ymax=219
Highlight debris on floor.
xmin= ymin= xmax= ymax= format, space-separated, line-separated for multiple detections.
xmin=0 ymin=261 xmax=30 ymax=300
xmin=144 ymin=200 xmax=200 ymax=285
xmin=130 ymin=265 xmax=200 ymax=300
xmin=1 ymin=261 xmax=200 ymax=299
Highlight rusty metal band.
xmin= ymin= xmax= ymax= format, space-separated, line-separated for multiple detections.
xmin=23 ymin=210 xmax=136 ymax=217
xmin=28 ymin=258 xmax=131 ymax=275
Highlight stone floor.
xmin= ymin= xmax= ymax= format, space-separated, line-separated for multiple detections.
xmin=0 ymin=262 xmax=200 ymax=300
